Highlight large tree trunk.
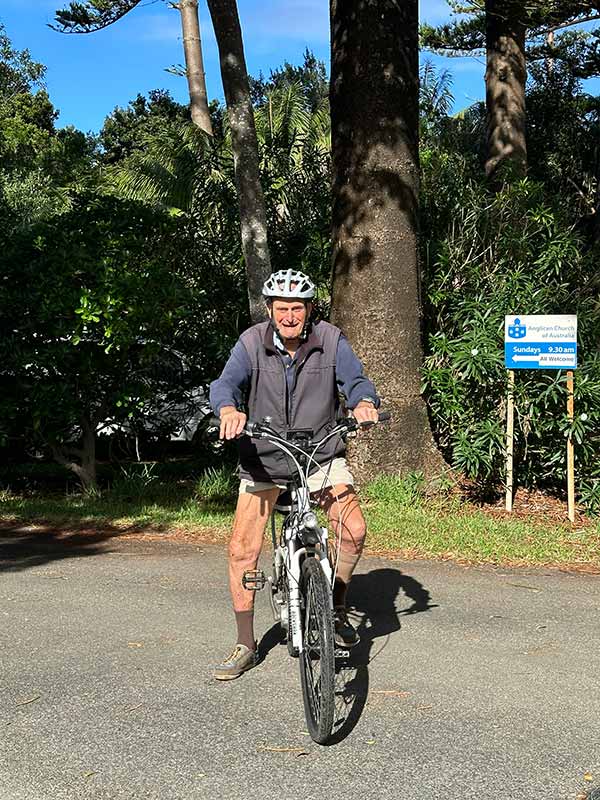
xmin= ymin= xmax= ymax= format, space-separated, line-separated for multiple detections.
xmin=329 ymin=0 xmax=444 ymax=482
xmin=50 ymin=415 xmax=97 ymax=493
xmin=178 ymin=0 xmax=213 ymax=135
xmin=206 ymin=0 xmax=271 ymax=323
xmin=485 ymin=0 xmax=527 ymax=178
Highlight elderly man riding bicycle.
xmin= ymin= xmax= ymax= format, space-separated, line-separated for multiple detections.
xmin=209 ymin=269 xmax=380 ymax=680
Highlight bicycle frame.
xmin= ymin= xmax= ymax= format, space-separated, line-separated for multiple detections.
xmin=245 ymin=419 xmax=351 ymax=654
xmin=236 ymin=410 xmax=388 ymax=743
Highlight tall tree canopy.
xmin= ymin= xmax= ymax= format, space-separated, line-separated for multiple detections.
xmin=250 ymin=49 xmax=328 ymax=112
xmin=53 ymin=0 xmax=212 ymax=134
xmin=54 ymin=0 xmax=271 ymax=321
xmin=421 ymin=0 xmax=600 ymax=77
xmin=422 ymin=1 xmax=600 ymax=176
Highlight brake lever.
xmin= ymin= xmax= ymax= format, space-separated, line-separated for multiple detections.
xmin=243 ymin=420 xmax=279 ymax=440
xmin=347 ymin=409 xmax=391 ymax=433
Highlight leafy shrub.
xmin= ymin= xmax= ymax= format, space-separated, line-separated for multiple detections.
xmin=421 ymin=175 xmax=600 ymax=508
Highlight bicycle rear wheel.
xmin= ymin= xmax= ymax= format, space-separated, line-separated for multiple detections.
xmin=298 ymin=556 xmax=335 ymax=744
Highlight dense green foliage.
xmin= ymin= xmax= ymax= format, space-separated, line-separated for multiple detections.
xmin=1 ymin=15 xmax=600 ymax=511
xmin=1 ymin=194 xmax=194 ymax=461
xmin=0 ymin=34 xmax=330 ymax=488
xmin=420 ymin=60 xmax=600 ymax=509
xmin=0 ymin=23 xmax=97 ymax=227
xmin=249 ymin=48 xmax=329 ymax=112
xmin=108 ymin=81 xmax=331 ymax=290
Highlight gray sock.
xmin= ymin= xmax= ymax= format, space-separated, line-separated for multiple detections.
xmin=234 ymin=610 xmax=255 ymax=651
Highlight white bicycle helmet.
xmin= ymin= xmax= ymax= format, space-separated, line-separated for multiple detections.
xmin=262 ymin=269 xmax=316 ymax=300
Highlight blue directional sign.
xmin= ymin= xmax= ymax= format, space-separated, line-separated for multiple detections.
xmin=505 ymin=315 xmax=577 ymax=370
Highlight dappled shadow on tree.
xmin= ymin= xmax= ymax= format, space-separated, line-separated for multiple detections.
xmin=329 ymin=0 xmax=444 ymax=479
xmin=326 ymin=567 xmax=437 ymax=745
xmin=330 ymin=0 xmax=419 ymax=291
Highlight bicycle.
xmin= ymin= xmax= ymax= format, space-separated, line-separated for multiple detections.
xmin=239 ymin=411 xmax=390 ymax=744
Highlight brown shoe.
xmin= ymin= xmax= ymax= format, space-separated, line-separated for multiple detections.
xmin=333 ymin=607 xmax=360 ymax=648
xmin=213 ymin=644 xmax=257 ymax=681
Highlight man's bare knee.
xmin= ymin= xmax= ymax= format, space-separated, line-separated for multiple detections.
xmin=228 ymin=487 xmax=279 ymax=564
xmin=319 ymin=484 xmax=367 ymax=555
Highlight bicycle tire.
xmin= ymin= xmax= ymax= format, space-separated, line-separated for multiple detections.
xmin=298 ymin=556 xmax=335 ymax=744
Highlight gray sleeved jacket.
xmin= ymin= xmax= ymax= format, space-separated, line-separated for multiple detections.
xmin=210 ymin=326 xmax=379 ymax=415
xmin=209 ymin=320 xmax=380 ymax=482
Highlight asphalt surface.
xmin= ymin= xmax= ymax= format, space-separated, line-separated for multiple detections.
xmin=1 ymin=526 xmax=599 ymax=800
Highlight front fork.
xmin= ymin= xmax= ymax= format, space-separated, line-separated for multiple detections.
xmin=266 ymin=488 xmax=334 ymax=654
xmin=286 ymin=530 xmax=333 ymax=655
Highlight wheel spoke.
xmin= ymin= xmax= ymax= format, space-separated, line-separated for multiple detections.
xmin=303 ymin=583 xmax=320 ymax=719
xmin=298 ymin=558 xmax=335 ymax=738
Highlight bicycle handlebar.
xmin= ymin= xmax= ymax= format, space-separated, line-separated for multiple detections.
xmin=204 ymin=410 xmax=391 ymax=451
xmin=245 ymin=410 xmax=390 ymax=442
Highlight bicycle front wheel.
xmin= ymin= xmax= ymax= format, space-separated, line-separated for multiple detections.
xmin=298 ymin=556 xmax=335 ymax=744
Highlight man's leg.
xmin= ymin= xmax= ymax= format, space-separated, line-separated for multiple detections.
xmin=228 ymin=486 xmax=280 ymax=646
xmin=214 ymin=485 xmax=279 ymax=680
xmin=316 ymin=483 xmax=367 ymax=645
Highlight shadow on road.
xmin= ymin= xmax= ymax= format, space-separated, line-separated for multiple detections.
xmin=327 ymin=566 xmax=437 ymax=745
xmin=0 ymin=521 xmax=139 ymax=573
xmin=255 ymin=566 xmax=436 ymax=746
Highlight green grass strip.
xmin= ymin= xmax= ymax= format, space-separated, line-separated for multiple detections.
xmin=1 ymin=475 xmax=599 ymax=569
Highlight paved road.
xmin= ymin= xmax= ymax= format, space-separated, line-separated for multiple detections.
xmin=1 ymin=527 xmax=599 ymax=800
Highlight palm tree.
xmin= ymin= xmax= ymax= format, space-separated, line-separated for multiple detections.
xmin=108 ymin=84 xmax=332 ymax=286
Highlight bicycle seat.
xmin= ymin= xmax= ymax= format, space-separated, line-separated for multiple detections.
xmin=274 ymin=488 xmax=294 ymax=513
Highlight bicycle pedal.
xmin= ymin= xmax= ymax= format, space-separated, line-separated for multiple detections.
xmin=242 ymin=569 xmax=267 ymax=591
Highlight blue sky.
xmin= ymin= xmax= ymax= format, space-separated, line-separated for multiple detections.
xmin=1 ymin=0 xmax=598 ymax=134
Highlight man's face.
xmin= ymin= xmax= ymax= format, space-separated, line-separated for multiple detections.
xmin=268 ymin=299 xmax=311 ymax=341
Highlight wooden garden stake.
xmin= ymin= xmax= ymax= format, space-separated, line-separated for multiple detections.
xmin=566 ymin=370 xmax=575 ymax=522
xmin=505 ymin=369 xmax=515 ymax=512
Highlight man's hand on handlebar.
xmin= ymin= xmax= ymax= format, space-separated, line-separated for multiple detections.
xmin=352 ymin=400 xmax=380 ymax=429
xmin=218 ymin=406 xmax=247 ymax=440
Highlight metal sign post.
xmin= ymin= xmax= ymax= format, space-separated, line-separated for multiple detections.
xmin=504 ymin=315 xmax=578 ymax=520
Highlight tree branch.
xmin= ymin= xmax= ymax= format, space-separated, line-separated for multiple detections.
xmin=533 ymin=13 xmax=600 ymax=36
xmin=51 ymin=0 xmax=143 ymax=34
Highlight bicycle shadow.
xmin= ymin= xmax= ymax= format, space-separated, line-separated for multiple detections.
xmin=327 ymin=566 xmax=437 ymax=745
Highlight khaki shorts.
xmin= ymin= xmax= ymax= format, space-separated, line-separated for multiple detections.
xmin=239 ymin=457 xmax=354 ymax=495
